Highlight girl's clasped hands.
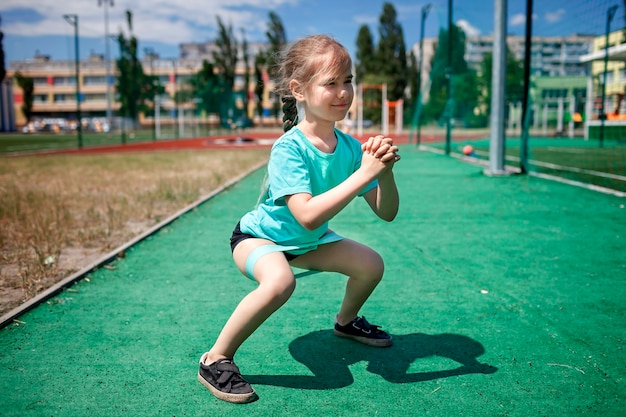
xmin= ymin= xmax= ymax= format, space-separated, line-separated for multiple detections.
xmin=361 ymin=135 xmax=401 ymax=174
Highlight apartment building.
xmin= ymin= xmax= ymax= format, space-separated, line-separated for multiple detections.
xmin=580 ymin=29 xmax=626 ymax=117
xmin=10 ymin=52 xmax=118 ymax=127
xmin=7 ymin=41 xmax=272 ymax=128
xmin=465 ymin=34 xmax=594 ymax=76
xmin=9 ymin=33 xmax=601 ymax=129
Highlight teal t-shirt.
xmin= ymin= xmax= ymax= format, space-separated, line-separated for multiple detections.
xmin=239 ymin=127 xmax=377 ymax=252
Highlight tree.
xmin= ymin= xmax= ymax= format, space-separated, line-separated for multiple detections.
xmin=241 ymin=28 xmax=251 ymax=121
xmin=355 ymin=25 xmax=381 ymax=123
xmin=355 ymin=25 xmax=376 ymax=83
xmin=477 ymin=49 xmax=525 ymax=118
xmin=254 ymin=52 xmax=267 ymax=117
xmin=212 ymin=16 xmax=238 ymax=122
xmin=113 ymin=10 xmax=150 ymax=124
xmin=0 ymin=16 xmax=5 ymax=83
xmin=265 ymin=11 xmax=287 ymax=80
xmin=196 ymin=60 xmax=224 ymax=116
xmin=354 ymin=3 xmax=409 ymax=123
xmin=213 ymin=17 xmax=238 ymax=90
xmin=424 ymin=24 xmax=479 ymax=126
xmin=376 ymin=2 xmax=408 ymax=101
xmin=264 ymin=11 xmax=287 ymax=117
xmin=452 ymin=70 xmax=481 ymax=126
xmin=406 ymin=49 xmax=419 ymax=123
xmin=14 ymin=72 xmax=34 ymax=122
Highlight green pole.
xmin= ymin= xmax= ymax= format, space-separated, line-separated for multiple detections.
xmin=520 ymin=0 xmax=533 ymax=174
xmin=445 ymin=0 xmax=452 ymax=155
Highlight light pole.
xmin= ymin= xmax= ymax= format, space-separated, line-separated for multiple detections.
xmin=599 ymin=4 xmax=619 ymax=148
xmin=63 ymin=14 xmax=82 ymax=148
xmin=416 ymin=4 xmax=432 ymax=146
xmin=487 ymin=0 xmax=508 ymax=175
xmin=98 ymin=0 xmax=113 ymax=122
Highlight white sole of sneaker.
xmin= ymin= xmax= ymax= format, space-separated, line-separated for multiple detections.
xmin=197 ymin=372 xmax=257 ymax=404
xmin=333 ymin=329 xmax=393 ymax=347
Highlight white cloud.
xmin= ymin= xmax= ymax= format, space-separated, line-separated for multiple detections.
xmin=0 ymin=0 xmax=298 ymax=45
xmin=456 ymin=19 xmax=480 ymax=37
xmin=545 ymin=8 xmax=566 ymax=23
xmin=353 ymin=14 xmax=378 ymax=26
xmin=510 ymin=12 xmax=538 ymax=27
xmin=510 ymin=13 xmax=526 ymax=27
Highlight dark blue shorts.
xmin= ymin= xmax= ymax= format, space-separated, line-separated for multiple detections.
xmin=230 ymin=222 xmax=299 ymax=261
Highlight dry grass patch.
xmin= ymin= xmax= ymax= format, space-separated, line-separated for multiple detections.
xmin=0 ymin=149 xmax=269 ymax=315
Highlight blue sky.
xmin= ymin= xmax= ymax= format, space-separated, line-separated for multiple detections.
xmin=1 ymin=0 xmax=623 ymax=64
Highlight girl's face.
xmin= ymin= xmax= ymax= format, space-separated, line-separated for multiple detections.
xmin=301 ymin=60 xmax=354 ymax=125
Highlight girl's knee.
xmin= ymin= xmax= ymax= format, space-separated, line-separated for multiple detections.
xmin=258 ymin=270 xmax=296 ymax=303
xmin=360 ymin=251 xmax=385 ymax=282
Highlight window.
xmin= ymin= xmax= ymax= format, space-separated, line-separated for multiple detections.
xmin=542 ymin=89 xmax=567 ymax=99
xmin=54 ymin=94 xmax=75 ymax=103
xmin=600 ymin=71 xmax=615 ymax=84
xmin=84 ymin=93 xmax=106 ymax=102
xmin=573 ymin=88 xmax=586 ymax=99
xmin=53 ymin=76 xmax=75 ymax=86
xmin=83 ymin=75 xmax=106 ymax=85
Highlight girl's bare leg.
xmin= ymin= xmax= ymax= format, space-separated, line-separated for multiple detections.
xmin=204 ymin=239 xmax=296 ymax=364
xmin=290 ymin=238 xmax=384 ymax=325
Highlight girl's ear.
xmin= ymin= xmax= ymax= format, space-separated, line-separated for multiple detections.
xmin=290 ymin=79 xmax=305 ymax=102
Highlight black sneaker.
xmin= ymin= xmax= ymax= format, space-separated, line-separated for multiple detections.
xmin=197 ymin=353 xmax=257 ymax=404
xmin=334 ymin=316 xmax=392 ymax=347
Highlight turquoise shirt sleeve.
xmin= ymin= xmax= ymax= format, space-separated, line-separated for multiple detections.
xmin=267 ymin=138 xmax=311 ymax=206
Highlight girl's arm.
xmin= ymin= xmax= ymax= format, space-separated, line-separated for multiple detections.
xmin=363 ymin=168 xmax=399 ymax=222
xmin=362 ymin=135 xmax=400 ymax=222
xmin=285 ymin=151 xmax=390 ymax=231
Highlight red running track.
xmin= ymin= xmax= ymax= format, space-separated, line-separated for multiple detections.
xmin=32 ymin=130 xmax=485 ymax=155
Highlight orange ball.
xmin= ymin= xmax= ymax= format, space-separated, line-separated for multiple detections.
xmin=462 ymin=145 xmax=474 ymax=155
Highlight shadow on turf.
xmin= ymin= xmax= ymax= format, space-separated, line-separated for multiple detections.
xmin=246 ymin=330 xmax=497 ymax=389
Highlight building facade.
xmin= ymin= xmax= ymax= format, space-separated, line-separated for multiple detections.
xmin=465 ymin=34 xmax=595 ymax=76
xmin=581 ymin=29 xmax=626 ymax=119
xmin=7 ymin=41 xmax=274 ymax=129
xmin=9 ymin=33 xmax=606 ymax=131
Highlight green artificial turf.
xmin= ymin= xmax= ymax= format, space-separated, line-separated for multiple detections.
xmin=1 ymin=147 xmax=624 ymax=416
